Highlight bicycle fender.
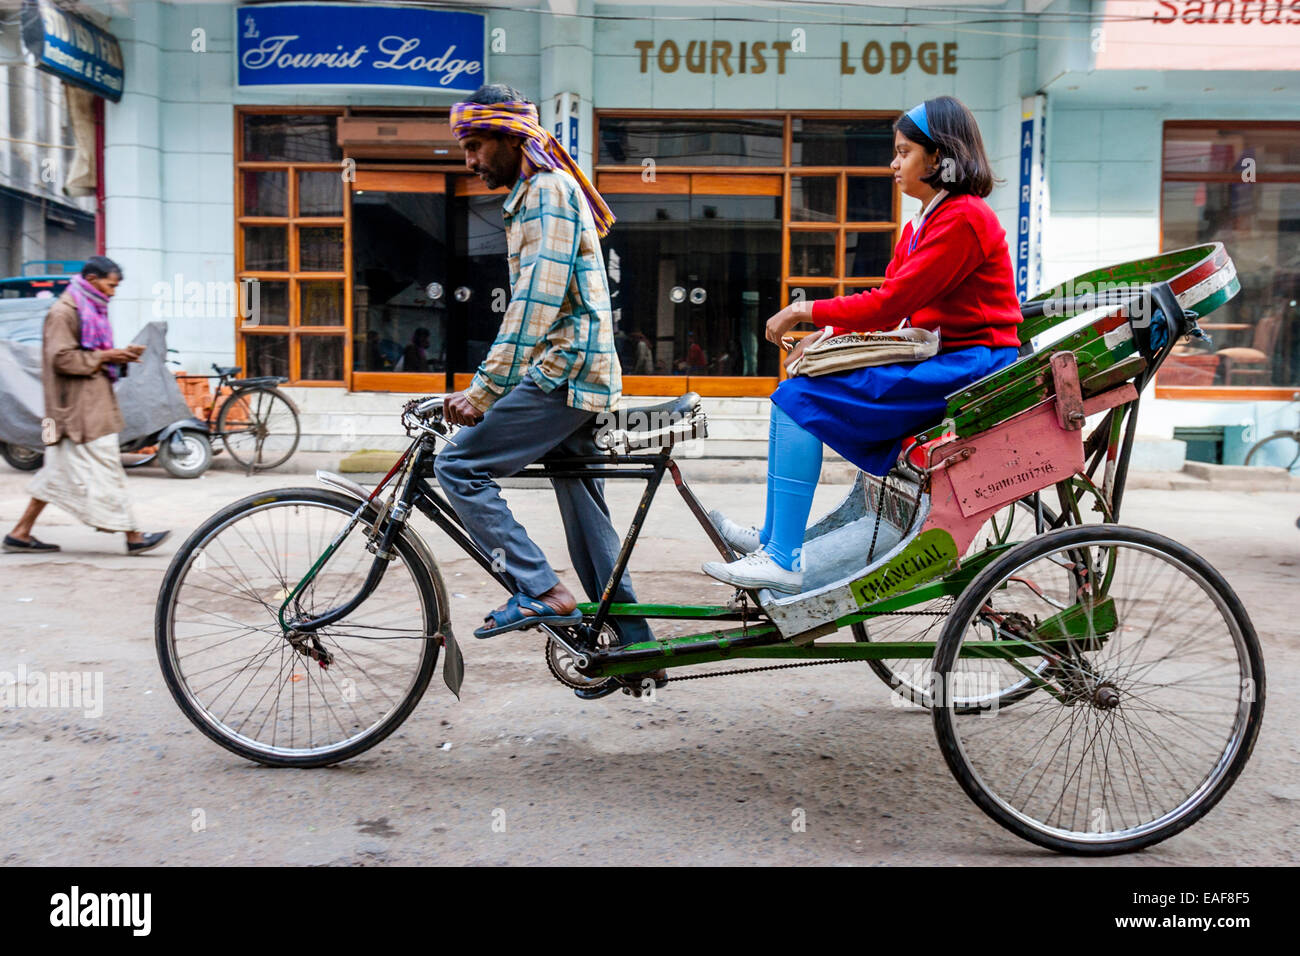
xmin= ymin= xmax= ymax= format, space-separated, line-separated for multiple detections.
xmin=233 ymin=385 xmax=299 ymax=413
xmin=315 ymin=470 xmax=462 ymax=698
xmin=156 ymin=419 xmax=207 ymax=442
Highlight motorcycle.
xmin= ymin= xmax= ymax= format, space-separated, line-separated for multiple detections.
xmin=0 ymin=315 xmax=212 ymax=479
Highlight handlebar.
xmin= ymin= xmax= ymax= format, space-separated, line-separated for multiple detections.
xmin=414 ymin=395 xmax=445 ymax=420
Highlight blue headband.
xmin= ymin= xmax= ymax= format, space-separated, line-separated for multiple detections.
xmin=905 ymin=102 xmax=932 ymax=141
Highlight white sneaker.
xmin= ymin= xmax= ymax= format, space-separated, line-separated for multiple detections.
xmin=702 ymin=548 xmax=803 ymax=594
xmin=708 ymin=509 xmax=762 ymax=555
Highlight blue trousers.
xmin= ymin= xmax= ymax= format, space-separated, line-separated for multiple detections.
xmin=432 ymin=377 xmax=652 ymax=643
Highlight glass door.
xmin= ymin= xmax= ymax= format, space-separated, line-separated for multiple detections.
xmin=448 ymin=177 xmax=510 ymax=392
xmin=600 ymin=173 xmax=782 ymax=395
xmin=598 ymin=175 xmax=691 ymax=388
xmin=681 ymin=177 xmax=781 ymax=383
xmin=350 ymin=170 xmax=450 ymax=391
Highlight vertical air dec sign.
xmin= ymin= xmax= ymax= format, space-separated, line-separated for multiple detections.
xmin=236 ymin=3 xmax=486 ymax=93
xmin=1015 ymin=94 xmax=1046 ymax=302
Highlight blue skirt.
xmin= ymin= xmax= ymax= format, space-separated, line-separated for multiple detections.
xmin=770 ymin=345 xmax=1020 ymax=476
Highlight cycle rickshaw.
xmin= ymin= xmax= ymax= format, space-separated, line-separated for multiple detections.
xmin=155 ymin=243 xmax=1263 ymax=855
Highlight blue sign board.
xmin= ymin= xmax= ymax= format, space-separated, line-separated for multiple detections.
xmin=20 ymin=0 xmax=125 ymax=102
xmin=236 ymin=3 xmax=486 ymax=93
xmin=1015 ymin=116 xmax=1034 ymax=301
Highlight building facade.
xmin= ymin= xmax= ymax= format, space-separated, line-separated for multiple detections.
xmin=64 ymin=0 xmax=1300 ymax=459
xmin=0 ymin=7 xmax=99 ymax=286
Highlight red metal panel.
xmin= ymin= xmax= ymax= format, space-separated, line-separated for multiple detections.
xmin=939 ymin=401 xmax=1086 ymax=519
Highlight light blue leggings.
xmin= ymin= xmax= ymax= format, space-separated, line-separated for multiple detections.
xmin=758 ymin=405 xmax=823 ymax=571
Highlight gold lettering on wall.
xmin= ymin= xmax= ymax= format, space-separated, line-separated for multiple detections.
xmin=633 ymin=38 xmax=958 ymax=75
xmin=840 ymin=41 xmax=958 ymax=75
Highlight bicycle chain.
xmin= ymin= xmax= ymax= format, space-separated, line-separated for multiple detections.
xmin=661 ymin=656 xmax=863 ymax=683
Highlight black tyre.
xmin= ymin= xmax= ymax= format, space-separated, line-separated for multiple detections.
xmin=932 ymin=524 xmax=1264 ymax=854
xmin=1244 ymin=431 xmax=1300 ymax=473
xmin=218 ymin=386 xmax=300 ymax=472
xmin=157 ymin=431 xmax=212 ymax=478
xmin=155 ymin=487 xmax=442 ymax=767
xmin=1 ymin=442 xmax=44 ymax=471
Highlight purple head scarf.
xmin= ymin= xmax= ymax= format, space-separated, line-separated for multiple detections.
xmin=66 ymin=273 xmax=117 ymax=381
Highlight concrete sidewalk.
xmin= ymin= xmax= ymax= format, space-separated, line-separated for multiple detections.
xmin=219 ymin=447 xmax=1300 ymax=493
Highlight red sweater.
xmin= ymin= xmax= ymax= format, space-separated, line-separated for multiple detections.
xmin=812 ymin=193 xmax=1022 ymax=350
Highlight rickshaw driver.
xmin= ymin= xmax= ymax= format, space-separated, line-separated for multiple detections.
xmin=435 ymin=84 xmax=656 ymax=652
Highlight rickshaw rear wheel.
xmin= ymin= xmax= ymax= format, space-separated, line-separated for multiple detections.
xmin=932 ymin=524 xmax=1263 ymax=854
xmin=854 ymin=489 xmax=1098 ymax=713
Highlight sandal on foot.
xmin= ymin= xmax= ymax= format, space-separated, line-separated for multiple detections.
xmin=474 ymin=593 xmax=583 ymax=639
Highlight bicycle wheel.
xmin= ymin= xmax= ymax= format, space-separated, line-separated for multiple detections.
xmin=155 ymin=487 xmax=441 ymax=767
xmin=933 ymin=524 xmax=1264 ymax=854
xmin=1244 ymin=431 xmax=1300 ymax=473
xmin=218 ymin=386 xmax=300 ymax=472
xmin=854 ymin=494 xmax=1062 ymax=712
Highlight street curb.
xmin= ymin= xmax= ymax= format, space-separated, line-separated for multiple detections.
xmin=226 ymin=451 xmax=1300 ymax=492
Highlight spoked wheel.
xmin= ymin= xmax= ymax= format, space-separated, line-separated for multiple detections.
xmin=932 ymin=524 xmax=1264 ymax=854
xmin=218 ymin=386 xmax=300 ymax=472
xmin=155 ymin=488 xmax=441 ymax=767
xmin=1244 ymin=431 xmax=1300 ymax=473
xmin=854 ymin=489 xmax=1098 ymax=712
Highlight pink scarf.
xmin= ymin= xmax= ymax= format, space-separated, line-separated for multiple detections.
xmin=67 ymin=274 xmax=116 ymax=381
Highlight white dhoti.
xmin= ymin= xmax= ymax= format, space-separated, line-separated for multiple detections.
xmin=27 ymin=433 xmax=138 ymax=532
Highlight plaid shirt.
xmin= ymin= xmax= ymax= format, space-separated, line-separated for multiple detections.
xmin=464 ymin=170 xmax=621 ymax=414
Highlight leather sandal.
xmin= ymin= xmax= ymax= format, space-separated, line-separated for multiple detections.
xmin=475 ymin=593 xmax=583 ymax=639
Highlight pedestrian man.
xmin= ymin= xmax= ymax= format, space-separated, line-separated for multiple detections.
xmin=4 ymin=257 xmax=170 ymax=555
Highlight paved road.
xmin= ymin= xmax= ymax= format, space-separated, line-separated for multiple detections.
xmin=1 ymin=461 xmax=1297 ymax=865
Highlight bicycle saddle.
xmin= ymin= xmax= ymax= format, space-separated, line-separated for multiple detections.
xmin=212 ymin=365 xmax=242 ymax=377
xmin=593 ymin=392 xmax=707 ymax=454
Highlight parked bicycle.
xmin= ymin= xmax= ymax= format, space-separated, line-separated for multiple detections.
xmin=174 ymin=363 xmax=301 ymax=474
xmin=1244 ymin=392 xmax=1300 ymax=473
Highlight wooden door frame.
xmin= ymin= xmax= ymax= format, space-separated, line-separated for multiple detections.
xmin=234 ymin=106 xmax=350 ymax=388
